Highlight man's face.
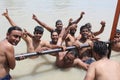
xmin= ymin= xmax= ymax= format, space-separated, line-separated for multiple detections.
xmin=7 ymin=30 xmax=22 ymax=46
xmin=34 ymin=31 xmax=43 ymax=40
xmin=80 ymin=28 xmax=89 ymax=39
xmin=114 ymin=32 xmax=120 ymax=38
xmin=70 ymin=26 xmax=77 ymax=35
xmin=63 ymin=52 xmax=75 ymax=64
xmin=56 ymin=21 xmax=63 ymax=31
xmin=51 ymin=32 xmax=58 ymax=44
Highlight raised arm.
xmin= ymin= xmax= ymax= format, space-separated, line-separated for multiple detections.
xmin=32 ymin=14 xmax=54 ymax=32
xmin=6 ymin=45 xmax=16 ymax=69
xmin=57 ymin=24 xmax=77 ymax=46
xmin=70 ymin=12 xmax=85 ymax=26
xmin=62 ymin=26 xmax=71 ymax=40
xmin=93 ymin=21 xmax=106 ymax=36
xmin=2 ymin=9 xmax=17 ymax=26
xmin=67 ymin=18 xmax=73 ymax=26
xmin=23 ymin=29 xmax=34 ymax=38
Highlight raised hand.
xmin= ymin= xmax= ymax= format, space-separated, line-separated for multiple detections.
xmin=69 ymin=18 xmax=73 ymax=23
xmin=80 ymin=11 xmax=85 ymax=17
xmin=22 ymin=28 xmax=28 ymax=38
xmin=68 ymin=18 xmax=73 ymax=26
xmin=2 ymin=9 xmax=9 ymax=17
xmin=32 ymin=14 xmax=37 ymax=20
xmin=100 ymin=21 xmax=106 ymax=27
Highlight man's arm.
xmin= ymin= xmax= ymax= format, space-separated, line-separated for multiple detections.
xmin=44 ymin=41 xmax=63 ymax=49
xmin=23 ymin=29 xmax=34 ymax=38
xmin=84 ymin=63 xmax=96 ymax=80
xmin=93 ymin=21 xmax=106 ymax=36
xmin=5 ymin=45 xmax=16 ymax=69
xmin=57 ymin=24 xmax=77 ymax=46
xmin=32 ymin=14 xmax=54 ymax=32
xmin=68 ymin=12 xmax=85 ymax=26
xmin=2 ymin=9 xmax=17 ymax=26
xmin=73 ymin=12 xmax=85 ymax=24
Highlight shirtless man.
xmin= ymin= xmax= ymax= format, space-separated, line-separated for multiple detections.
xmin=2 ymin=9 xmax=62 ymax=58
xmin=85 ymin=21 xmax=105 ymax=36
xmin=76 ymin=21 xmax=106 ymax=41
xmin=64 ymin=23 xmax=78 ymax=46
xmin=74 ymin=25 xmax=94 ymax=64
xmin=84 ymin=41 xmax=120 ymax=80
xmin=58 ymin=12 xmax=85 ymax=46
xmin=49 ymin=31 xmax=89 ymax=70
xmin=50 ymin=31 xmax=59 ymax=45
xmin=55 ymin=50 xmax=89 ymax=70
xmin=2 ymin=9 xmax=60 ymax=52
xmin=0 ymin=27 xmax=22 ymax=80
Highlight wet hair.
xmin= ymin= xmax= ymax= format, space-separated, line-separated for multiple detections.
xmin=85 ymin=23 xmax=92 ymax=28
xmin=63 ymin=51 xmax=76 ymax=64
xmin=55 ymin=20 xmax=62 ymax=25
xmin=80 ymin=25 xmax=89 ymax=32
xmin=7 ymin=26 xmax=22 ymax=34
xmin=34 ymin=26 xmax=44 ymax=34
xmin=93 ymin=41 xmax=108 ymax=57
xmin=68 ymin=49 xmax=79 ymax=57
xmin=116 ymin=29 xmax=120 ymax=33
xmin=85 ymin=23 xmax=92 ymax=31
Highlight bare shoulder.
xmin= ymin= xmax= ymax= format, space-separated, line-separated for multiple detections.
xmin=0 ymin=40 xmax=13 ymax=49
xmin=94 ymin=59 xmax=120 ymax=69
xmin=0 ymin=40 xmax=14 ymax=57
xmin=89 ymin=61 xmax=97 ymax=67
xmin=89 ymin=60 xmax=105 ymax=70
xmin=41 ymin=40 xmax=49 ymax=44
xmin=87 ymin=39 xmax=93 ymax=44
xmin=40 ymin=40 xmax=50 ymax=46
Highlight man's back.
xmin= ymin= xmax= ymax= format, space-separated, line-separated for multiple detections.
xmin=95 ymin=58 xmax=120 ymax=80
xmin=84 ymin=41 xmax=120 ymax=80
xmin=0 ymin=48 xmax=8 ymax=78
xmin=86 ymin=58 xmax=120 ymax=80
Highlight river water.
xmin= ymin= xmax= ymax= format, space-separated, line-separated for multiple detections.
xmin=0 ymin=0 xmax=119 ymax=80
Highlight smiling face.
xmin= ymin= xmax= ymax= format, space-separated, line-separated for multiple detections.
xmin=114 ymin=32 xmax=120 ymax=38
xmin=51 ymin=31 xmax=58 ymax=44
xmin=55 ymin=20 xmax=63 ymax=32
xmin=80 ymin=25 xmax=90 ymax=40
xmin=33 ymin=26 xmax=44 ymax=40
xmin=34 ymin=31 xmax=43 ymax=40
xmin=7 ymin=30 xmax=22 ymax=46
xmin=80 ymin=28 xmax=89 ymax=39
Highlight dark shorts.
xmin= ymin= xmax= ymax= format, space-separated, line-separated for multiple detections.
xmin=0 ymin=74 xmax=11 ymax=80
xmin=84 ymin=58 xmax=95 ymax=64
